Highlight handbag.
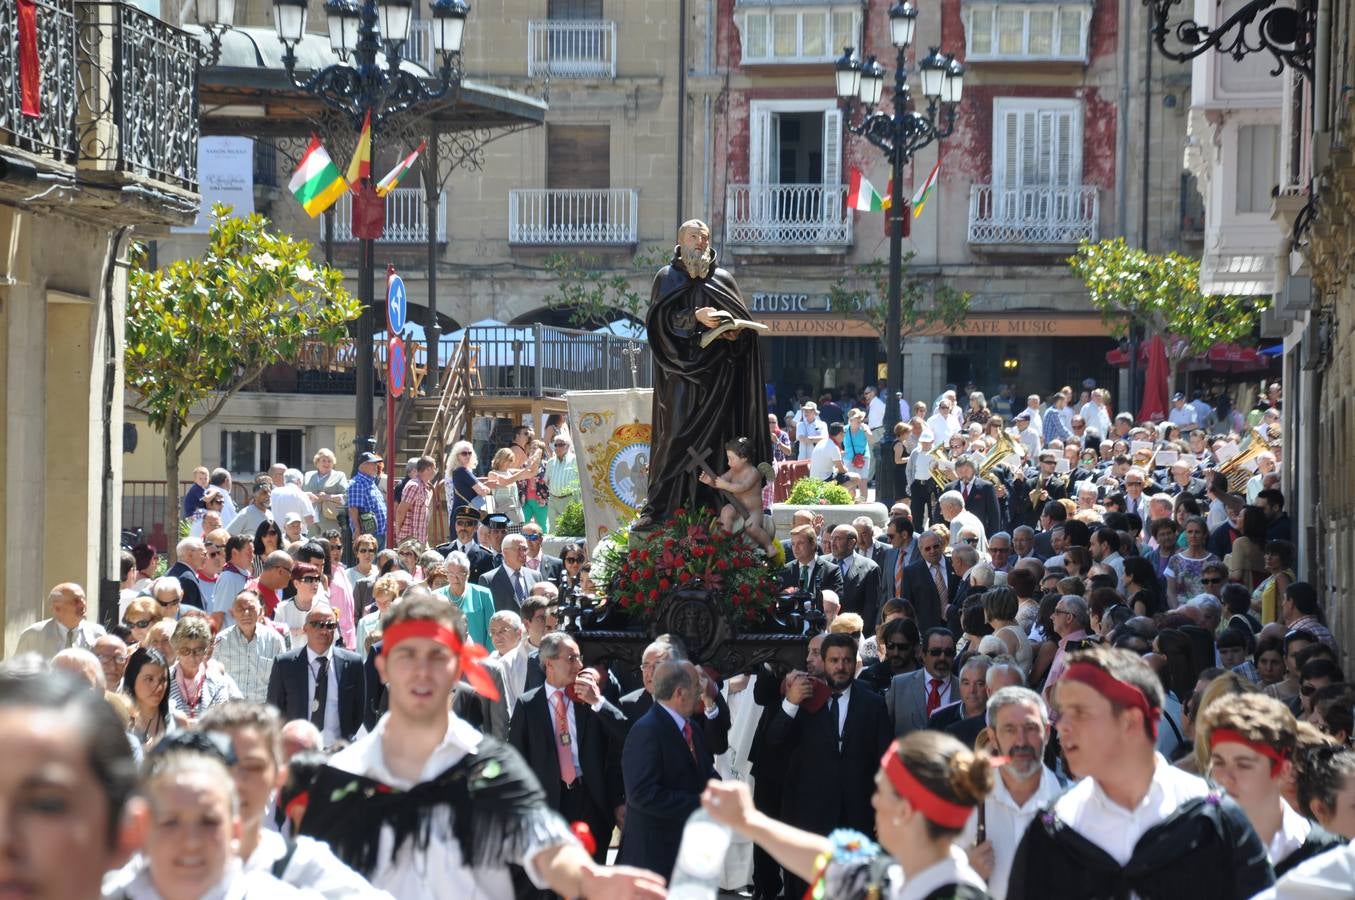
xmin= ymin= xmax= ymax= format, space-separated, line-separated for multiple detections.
xmin=852 ymin=453 xmax=866 ymax=468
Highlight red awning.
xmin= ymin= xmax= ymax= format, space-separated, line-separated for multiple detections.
xmin=1107 ymin=340 xmax=1268 ymax=372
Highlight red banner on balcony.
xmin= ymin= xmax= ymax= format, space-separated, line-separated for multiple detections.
xmin=350 ymin=182 xmax=385 ymax=240
xmin=18 ymin=0 xmax=41 ymax=118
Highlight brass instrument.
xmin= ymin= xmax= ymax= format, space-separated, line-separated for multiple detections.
xmin=929 ymin=445 xmax=954 ymax=490
xmin=1218 ymin=428 xmax=1279 ymax=493
xmin=979 ymin=430 xmax=1023 ymax=482
xmin=1030 ymin=473 xmax=1050 ymax=508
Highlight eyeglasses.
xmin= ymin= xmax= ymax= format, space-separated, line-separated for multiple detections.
xmin=307 ymin=620 xmax=339 ymax=631
xmin=961 ymin=537 xmax=978 ymax=545
xmin=268 ymin=564 xmax=294 ymax=574
xmin=1053 ymin=608 xmax=1072 ymax=616
xmin=124 ymin=618 xmax=152 ymax=629
xmin=179 ymin=646 xmax=209 ymax=659
xmin=297 ymin=575 xmax=322 ymax=584
xmin=94 ymin=651 xmax=126 ymax=663
xmin=1200 ymin=577 xmax=1224 ymax=585
xmin=156 ymin=598 xmax=181 ymax=608
xmin=926 ymin=647 xmax=957 ymax=658
xmin=458 ymin=451 xmax=472 ymax=457
xmin=553 ymin=442 xmax=568 ymax=447
xmin=358 ymin=548 xmax=376 ymax=554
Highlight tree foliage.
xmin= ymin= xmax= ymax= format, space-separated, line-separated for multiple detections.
xmin=126 ymin=205 xmax=361 ymax=551
xmin=542 ymin=246 xmax=668 ymax=334
xmin=827 ymin=254 xmax=971 ymax=349
xmin=1068 ymin=237 xmax=1259 ymax=353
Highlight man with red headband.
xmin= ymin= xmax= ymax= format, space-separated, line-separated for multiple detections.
xmin=1197 ymin=693 xmax=1341 ymax=876
xmin=298 ymin=593 xmax=667 ymax=899
xmin=1007 ymin=646 xmax=1274 ymax=899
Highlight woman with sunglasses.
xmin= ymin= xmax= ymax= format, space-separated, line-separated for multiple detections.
xmin=274 ymin=562 xmax=326 ymax=649
xmin=122 ymin=646 xmax=184 ymax=750
xmin=122 ymin=596 xmax=158 ymax=646
xmin=166 ymin=616 xmax=239 ymax=722
xmin=347 ymin=533 xmax=381 ymax=612
xmin=252 ymin=519 xmax=283 ymax=577
xmin=556 ymin=542 xmax=589 ymax=594
xmin=701 ymin=730 xmax=992 ymax=900
xmin=445 ymin=439 xmax=491 ymax=528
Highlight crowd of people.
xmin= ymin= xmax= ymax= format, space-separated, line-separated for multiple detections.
xmin=9 ymin=370 xmax=1354 ymax=899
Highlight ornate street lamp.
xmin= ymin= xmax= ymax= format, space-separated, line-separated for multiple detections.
xmin=1141 ymin=0 xmax=1314 ymax=78
xmin=833 ymin=0 xmax=963 ymax=506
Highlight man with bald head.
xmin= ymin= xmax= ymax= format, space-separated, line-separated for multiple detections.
xmin=15 ymin=582 xmax=104 ymax=659
xmin=828 ymin=523 xmax=882 ymax=630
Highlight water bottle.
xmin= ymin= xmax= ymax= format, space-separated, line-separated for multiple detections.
xmin=666 ymin=807 xmax=733 ymax=899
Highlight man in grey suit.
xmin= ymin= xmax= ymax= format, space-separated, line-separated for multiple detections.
xmin=15 ymin=583 xmax=105 ymax=659
xmin=827 ymin=524 xmax=882 ymax=630
xmin=880 ymin=515 xmax=921 ymax=607
xmin=886 ymin=627 xmax=958 ymax=737
xmin=478 ymin=533 xmax=541 ymax=613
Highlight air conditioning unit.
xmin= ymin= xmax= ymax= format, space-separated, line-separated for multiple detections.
xmin=1277 ymin=272 xmax=1313 ymax=314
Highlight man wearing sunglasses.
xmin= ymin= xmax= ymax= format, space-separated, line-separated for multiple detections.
xmin=520 ymin=522 xmax=562 ymax=582
xmin=886 ymin=626 xmax=958 ymax=737
xmin=266 ymin=603 xmax=365 ymax=747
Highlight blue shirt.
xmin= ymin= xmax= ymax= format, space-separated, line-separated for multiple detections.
xmin=346 ymin=471 xmax=387 ymax=537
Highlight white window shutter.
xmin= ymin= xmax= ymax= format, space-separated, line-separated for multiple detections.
xmin=822 ymin=108 xmax=843 ymax=185
xmin=749 ymin=106 xmax=771 ymax=187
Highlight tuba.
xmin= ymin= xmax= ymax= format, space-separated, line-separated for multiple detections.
xmin=979 ymin=429 xmax=1023 ymax=482
xmin=1218 ymin=428 xmax=1279 ymax=493
xmin=930 ymin=445 xmax=954 ymax=490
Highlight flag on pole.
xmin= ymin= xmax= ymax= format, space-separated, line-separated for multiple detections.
xmin=847 ymin=169 xmax=885 ymax=212
xmin=881 ymin=178 xmax=893 ymax=211
xmin=346 ymin=110 xmax=372 ymax=190
xmin=911 ymin=161 xmax=940 ymax=218
xmin=289 ymin=136 xmax=349 ymax=217
xmin=17 ymin=0 xmax=40 ymax=117
xmin=375 ymin=140 xmax=427 ymax=197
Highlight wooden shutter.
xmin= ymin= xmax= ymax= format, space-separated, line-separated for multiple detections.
xmin=822 ymin=108 xmax=843 ymax=185
xmin=546 ymin=125 xmax=610 ymax=189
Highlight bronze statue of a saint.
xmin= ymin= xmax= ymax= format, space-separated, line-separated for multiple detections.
xmin=635 ymin=220 xmax=773 ymax=532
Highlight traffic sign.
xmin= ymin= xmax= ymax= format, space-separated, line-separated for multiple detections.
xmin=387 ymin=272 xmax=407 ymax=333
xmin=388 ymin=336 xmax=405 ymax=398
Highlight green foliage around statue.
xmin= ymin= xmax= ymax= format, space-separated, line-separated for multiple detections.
xmin=1068 ymin=237 xmax=1261 ymax=387
xmin=126 ymin=204 xmax=361 ymax=556
xmin=787 ymin=477 xmax=856 ymax=506
xmin=554 ymin=500 xmax=586 ymax=537
xmin=603 ymin=507 xmax=780 ymax=623
xmin=542 ymin=245 xmax=669 ymax=333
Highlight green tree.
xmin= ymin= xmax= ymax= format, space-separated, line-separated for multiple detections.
xmin=126 ymin=205 xmax=361 ymax=553
xmin=1068 ymin=238 xmax=1259 ymax=391
xmin=543 ymin=246 xmax=668 ymax=335
xmin=828 ymin=254 xmax=972 ymax=370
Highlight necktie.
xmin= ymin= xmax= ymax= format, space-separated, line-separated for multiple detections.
xmin=682 ymin=720 xmax=696 ymax=760
xmin=552 ymin=691 xmax=577 ymax=784
xmin=64 ymin=627 xmax=75 ymax=649
xmin=933 ymin=564 xmax=946 ymax=600
xmin=513 ymin=571 xmax=525 ymax=601
xmin=830 ymin=692 xmax=843 ymax=752
xmin=926 ymin=677 xmax=943 ymax=718
xmin=963 ymin=482 xmax=971 ymax=500
xmin=894 ymin=552 xmax=905 ymax=597
xmin=310 ymin=656 xmax=328 ymax=731
xmin=839 ymin=558 xmax=849 ymax=582
xmin=800 ymin=563 xmax=810 ymax=591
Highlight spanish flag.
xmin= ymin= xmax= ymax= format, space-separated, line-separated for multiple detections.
xmin=288 ymin=137 xmax=348 ymax=217
xmin=346 ymin=110 xmax=372 ymax=190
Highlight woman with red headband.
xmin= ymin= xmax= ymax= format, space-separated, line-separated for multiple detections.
xmin=1198 ymin=693 xmax=1342 ymax=876
xmin=700 ymin=730 xmax=993 ymax=899
xmin=1007 ymin=646 xmax=1275 ymax=899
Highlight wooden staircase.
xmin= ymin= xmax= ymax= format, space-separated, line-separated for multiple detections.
xmin=375 ymin=336 xmax=472 ymax=470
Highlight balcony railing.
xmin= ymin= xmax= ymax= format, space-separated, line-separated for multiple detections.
xmin=967 ymin=184 xmax=1099 ymax=247
xmin=406 ymin=19 xmax=435 ymax=71
xmin=725 ymin=184 xmax=853 ymax=247
xmin=0 ymin=0 xmax=79 ymax=164
xmin=509 ymin=188 xmax=638 ymax=245
xmin=329 ymin=187 xmax=448 ymax=243
xmin=527 ymin=20 xmax=617 ymax=79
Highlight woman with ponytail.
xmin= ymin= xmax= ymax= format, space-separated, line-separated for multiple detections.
xmin=701 ymin=730 xmax=994 ymax=899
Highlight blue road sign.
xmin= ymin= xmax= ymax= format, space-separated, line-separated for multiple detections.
xmin=387 ymin=273 xmax=407 ymax=333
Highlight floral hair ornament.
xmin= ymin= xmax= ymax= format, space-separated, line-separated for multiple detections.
xmin=1062 ymin=661 xmax=1160 ymax=739
xmin=1209 ymin=728 xmax=1289 ymax=776
xmin=880 ymin=741 xmax=975 ymax=830
xmin=382 ymin=618 xmax=501 ymax=701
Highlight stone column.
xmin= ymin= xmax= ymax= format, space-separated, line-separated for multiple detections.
xmin=901 ymin=337 xmax=948 ymax=413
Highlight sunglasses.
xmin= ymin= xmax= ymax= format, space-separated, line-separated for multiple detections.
xmin=885 ymin=642 xmax=913 ymax=653
xmin=1200 ymin=577 xmax=1224 ymax=585
xmin=156 ymin=598 xmax=181 ymax=608
xmin=458 ymin=451 xmax=472 ymax=457
xmin=179 ymin=647 xmax=209 ymax=659
xmin=297 ymin=575 xmax=322 ymax=584
xmin=563 ymin=556 xmax=583 ymax=563
xmin=358 ymin=548 xmax=376 ymax=554
xmin=124 ymin=618 xmax=152 ymax=629
xmin=525 ymin=534 xmax=542 ymax=542
xmin=1301 ymin=683 xmax=1318 ymax=696
xmin=307 ymin=620 xmax=339 ymax=631
xmin=926 ymin=647 xmax=957 ymax=658
xmin=207 ymin=551 xmax=223 ymax=559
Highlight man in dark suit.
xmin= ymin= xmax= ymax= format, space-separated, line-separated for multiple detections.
xmin=886 ymin=627 xmax=959 ymax=737
xmin=926 ymin=655 xmax=991 ymax=733
xmin=1032 ymin=500 xmax=1067 ymax=560
xmin=265 ymin=603 xmax=364 ymax=746
xmin=778 ymin=524 xmax=843 ymax=603
xmin=778 ymin=510 xmax=825 ymax=561
xmin=166 ymin=538 xmax=206 ymax=610
xmin=946 ymin=457 xmax=1001 ymax=538
xmin=879 ymin=515 xmax=920 ymax=609
xmin=479 ymin=533 xmax=541 ymax=612
xmin=826 ymin=524 xmax=882 ymax=629
xmin=853 ymin=517 xmax=889 ymax=570
xmin=769 ymin=633 xmax=893 ymax=899
xmin=898 ymin=531 xmax=959 ymax=634
xmin=618 ymin=659 xmax=719 ymax=880
xmin=619 ymin=638 xmax=730 ymax=754
xmin=509 ymin=632 xmax=628 ymax=865
xmin=439 ymin=507 xmax=496 ymax=582
xmin=859 ymin=618 xmax=921 ymax=694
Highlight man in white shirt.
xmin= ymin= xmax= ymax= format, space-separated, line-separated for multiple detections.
xmin=1168 ymin=392 xmax=1199 ymax=429
xmin=212 ymin=589 xmax=285 ymax=704
xmin=795 ymin=402 xmax=826 ymax=460
xmin=1013 ymin=409 xmax=1041 ymax=459
xmin=927 ymin=398 xmax=956 ymax=446
xmin=298 ymin=595 xmax=665 ymax=899
xmin=809 ymin=422 xmax=863 ymax=498
xmin=1006 ymin=646 xmax=1273 ymax=898
xmin=271 ymin=468 xmax=318 ymax=535
xmin=962 ymin=686 xmax=1065 ymax=900
xmin=1022 ymin=394 xmax=1043 ymax=439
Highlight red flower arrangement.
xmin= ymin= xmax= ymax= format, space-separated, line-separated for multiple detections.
xmin=601 ymin=506 xmax=781 ymax=623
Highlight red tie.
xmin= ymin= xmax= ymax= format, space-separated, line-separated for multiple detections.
xmin=552 ymin=692 xmax=577 ymax=785
xmin=926 ymin=678 xmax=943 ymax=718
xmin=894 ymin=551 xmax=905 ymax=597
xmin=963 ymin=482 xmax=970 ymax=500
xmin=682 ymin=720 xmax=696 ymax=760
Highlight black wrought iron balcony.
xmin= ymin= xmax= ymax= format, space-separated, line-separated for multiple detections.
xmin=0 ymin=0 xmax=80 ymax=164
